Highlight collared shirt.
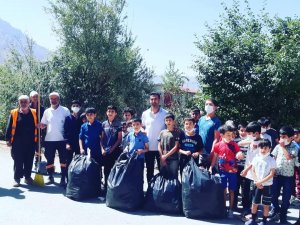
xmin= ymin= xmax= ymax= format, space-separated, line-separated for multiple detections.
xmin=41 ymin=105 xmax=70 ymax=141
xmin=125 ymin=131 xmax=149 ymax=159
xmin=79 ymin=120 xmax=103 ymax=156
xmin=102 ymin=119 xmax=122 ymax=148
xmin=272 ymin=142 xmax=299 ymax=177
xmin=251 ymin=155 xmax=276 ymax=186
xmin=245 ymin=139 xmax=264 ymax=180
xmin=142 ymin=107 xmax=168 ymax=151
xmin=198 ymin=115 xmax=221 ymax=154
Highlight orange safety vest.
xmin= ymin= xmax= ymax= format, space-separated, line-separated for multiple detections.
xmin=10 ymin=108 xmax=38 ymax=143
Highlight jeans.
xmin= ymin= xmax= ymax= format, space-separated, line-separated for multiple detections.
xmin=160 ymin=159 xmax=179 ymax=179
xmin=145 ymin=151 xmax=160 ymax=183
xmin=272 ymin=175 xmax=294 ymax=217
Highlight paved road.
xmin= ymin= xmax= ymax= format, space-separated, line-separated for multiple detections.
xmin=0 ymin=141 xmax=298 ymax=225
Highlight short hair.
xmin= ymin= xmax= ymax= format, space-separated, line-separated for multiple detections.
xmin=246 ymin=121 xmax=261 ymax=133
xmin=258 ymin=139 xmax=272 ymax=149
xmin=279 ymin=126 xmax=295 ymax=137
xmin=80 ymin=113 xmax=86 ymax=120
xmin=294 ymin=128 xmax=300 ymax=134
xmin=206 ymin=98 xmax=218 ymax=106
xmin=123 ymin=107 xmax=135 ymax=116
xmin=219 ymin=124 xmax=235 ymax=134
xmin=184 ymin=117 xmax=195 ymax=124
xmin=191 ymin=107 xmax=200 ymax=114
xmin=49 ymin=92 xmax=60 ymax=98
xmin=149 ymin=92 xmax=161 ymax=99
xmin=131 ymin=118 xmax=142 ymax=124
xmin=29 ymin=91 xmax=38 ymax=97
xmin=85 ymin=107 xmax=96 ymax=114
xmin=238 ymin=123 xmax=247 ymax=130
xmin=71 ymin=100 xmax=81 ymax=106
xmin=165 ymin=113 xmax=175 ymax=121
xmin=107 ymin=105 xmax=117 ymax=112
xmin=257 ymin=117 xmax=271 ymax=127
xmin=18 ymin=95 xmax=30 ymax=101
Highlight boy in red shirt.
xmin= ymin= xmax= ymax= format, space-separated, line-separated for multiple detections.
xmin=209 ymin=124 xmax=244 ymax=219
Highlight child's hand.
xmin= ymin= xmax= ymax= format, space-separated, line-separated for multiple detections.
xmin=185 ymin=151 xmax=192 ymax=156
xmin=102 ymin=149 xmax=106 ymax=156
xmin=136 ymin=149 xmax=144 ymax=155
xmin=251 ymin=142 xmax=258 ymax=149
xmin=192 ymin=152 xmax=199 ymax=158
xmin=208 ymin=167 xmax=213 ymax=174
xmin=236 ymin=152 xmax=244 ymax=160
xmin=240 ymin=170 xmax=247 ymax=177
xmin=254 ymin=181 xmax=264 ymax=189
xmin=80 ymin=148 xmax=85 ymax=155
xmin=161 ymin=155 xmax=167 ymax=161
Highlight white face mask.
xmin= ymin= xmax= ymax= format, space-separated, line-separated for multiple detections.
xmin=71 ymin=107 xmax=80 ymax=113
xmin=261 ymin=128 xmax=267 ymax=133
xmin=259 ymin=152 xmax=270 ymax=159
xmin=247 ymin=135 xmax=256 ymax=141
xmin=284 ymin=139 xmax=291 ymax=146
xmin=223 ymin=138 xmax=231 ymax=143
xmin=205 ymin=105 xmax=214 ymax=114
xmin=185 ymin=128 xmax=194 ymax=133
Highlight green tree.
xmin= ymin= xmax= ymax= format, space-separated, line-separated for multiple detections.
xmin=161 ymin=61 xmax=190 ymax=127
xmin=194 ymin=0 xmax=300 ymax=127
xmin=48 ymin=0 xmax=154 ymax=118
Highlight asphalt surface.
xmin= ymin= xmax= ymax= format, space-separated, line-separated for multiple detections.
xmin=0 ymin=141 xmax=299 ymax=225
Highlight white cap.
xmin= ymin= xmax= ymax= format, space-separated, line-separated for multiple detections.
xmin=30 ymin=91 xmax=38 ymax=97
xmin=18 ymin=95 xmax=30 ymax=101
xmin=49 ymin=92 xmax=60 ymax=98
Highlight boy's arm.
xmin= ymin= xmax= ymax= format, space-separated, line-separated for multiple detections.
xmin=240 ymin=164 xmax=252 ymax=177
xmin=109 ymin=130 xmax=122 ymax=154
xmin=279 ymin=141 xmax=294 ymax=160
xmin=136 ymin=142 xmax=149 ymax=155
xmin=79 ymin=139 xmax=84 ymax=154
xmin=163 ymin=141 xmax=179 ymax=159
xmin=209 ymin=152 xmax=218 ymax=173
xmin=255 ymin=168 xmax=275 ymax=186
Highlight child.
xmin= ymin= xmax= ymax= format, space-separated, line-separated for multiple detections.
xmin=79 ymin=107 xmax=103 ymax=165
xmin=243 ymin=139 xmax=276 ymax=225
xmin=209 ymin=124 xmax=244 ymax=219
xmin=123 ymin=107 xmax=135 ymax=122
xmin=179 ymin=118 xmax=203 ymax=176
xmin=102 ymin=105 xmax=122 ymax=191
xmin=158 ymin=113 xmax=180 ymax=179
xmin=124 ymin=118 xmax=149 ymax=171
xmin=190 ymin=107 xmax=201 ymax=134
xmin=269 ymin=126 xmax=299 ymax=224
xmin=257 ymin=117 xmax=274 ymax=149
xmin=240 ymin=121 xmax=264 ymax=221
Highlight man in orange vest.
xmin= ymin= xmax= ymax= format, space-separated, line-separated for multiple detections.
xmin=5 ymin=95 xmax=38 ymax=187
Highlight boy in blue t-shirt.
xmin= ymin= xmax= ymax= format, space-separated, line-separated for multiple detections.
xmin=124 ymin=118 xmax=149 ymax=170
xmin=179 ymin=118 xmax=204 ymax=177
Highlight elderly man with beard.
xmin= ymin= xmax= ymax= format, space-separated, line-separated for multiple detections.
xmin=39 ymin=92 xmax=70 ymax=186
xmin=5 ymin=95 xmax=38 ymax=187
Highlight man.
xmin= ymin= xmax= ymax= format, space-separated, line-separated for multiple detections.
xmin=5 ymin=95 xmax=38 ymax=187
xmin=29 ymin=90 xmax=45 ymax=171
xmin=142 ymin=92 xmax=168 ymax=183
xmin=39 ymin=92 xmax=70 ymax=186
xmin=64 ymin=100 xmax=83 ymax=176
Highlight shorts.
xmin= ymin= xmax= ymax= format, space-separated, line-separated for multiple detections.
xmin=251 ymin=183 xmax=272 ymax=206
xmin=219 ymin=171 xmax=237 ymax=191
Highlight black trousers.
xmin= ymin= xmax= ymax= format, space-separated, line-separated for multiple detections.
xmin=44 ymin=141 xmax=67 ymax=177
xmin=145 ymin=151 xmax=160 ymax=183
xmin=66 ymin=142 xmax=80 ymax=167
xmin=11 ymin=141 xmax=35 ymax=180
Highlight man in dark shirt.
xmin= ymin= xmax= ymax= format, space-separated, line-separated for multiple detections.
xmin=5 ymin=95 xmax=38 ymax=187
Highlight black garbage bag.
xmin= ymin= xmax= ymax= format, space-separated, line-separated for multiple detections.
xmin=182 ymin=158 xmax=225 ymax=219
xmin=66 ymin=155 xmax=101 ymax=201
xmin=106 ymin=152 xmax=144 ymax=211
xmin=144 ymin=172 xmax=182 ymax=214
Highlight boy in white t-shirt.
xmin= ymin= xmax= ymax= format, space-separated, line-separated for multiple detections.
xmin=243 ymin=139 xmax=276 ymax=225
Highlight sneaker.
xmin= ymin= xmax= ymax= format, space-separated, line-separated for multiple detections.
xmin=268 ymin=212 xmax=280 ymax=222
xmin=13 ymin=179 xmax=20 ymax=187
xmin=59 ymin=177 xmax=66 ymax=188
xmin=245 ymin=219 xmax=258 ymax=225
xmin=228 ymin=209 xmax=234 ymax=219
xmin=25 ymin=177 xmax=34 ymax=185
xmin=45 ymin=176 xmax=54 ymax=185
xmin=241 ymin=210 xmax=251 ymax=222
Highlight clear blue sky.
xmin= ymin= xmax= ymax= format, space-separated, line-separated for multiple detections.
xmin=0 ymin=0 xmax=299 ymax=87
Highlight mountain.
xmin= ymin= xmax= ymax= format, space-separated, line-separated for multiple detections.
xmin=0 ymin=18 xmax=49 ymax=63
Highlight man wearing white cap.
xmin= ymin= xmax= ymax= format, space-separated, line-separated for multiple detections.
xmin=29 ymin=90 xmax=45 ymax=170
xmin=39 ymin=92 xmax=70 ymax=186
xmin=5 ymin=95 xmax=38 ymax=187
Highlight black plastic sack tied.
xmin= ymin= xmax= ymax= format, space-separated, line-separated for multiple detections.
xmin=66 ymin=154 xmax=101 ymax=201
xmin=182 ymin=157 xmax=225 ymax=219
xmin=144 ymin=167 xmax=182 ymax=214
xmin=106 ymin=152 xmax=144 ymax=211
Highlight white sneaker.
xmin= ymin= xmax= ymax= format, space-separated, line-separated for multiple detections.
xmin=228 ymin=209 xmax=234 ymax=219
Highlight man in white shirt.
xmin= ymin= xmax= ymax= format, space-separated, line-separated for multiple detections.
xmin=40 ymin=92 xmax=70 ymax=186
xmin=142 ymin=92 xmax=167 ymax=183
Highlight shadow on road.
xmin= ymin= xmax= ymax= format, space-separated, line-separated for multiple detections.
xmin=0 ymin=187 xmax=26 ymax=199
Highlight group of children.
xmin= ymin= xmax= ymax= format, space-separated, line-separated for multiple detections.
xmin=72 ymin=102 xmax=300 ymax=225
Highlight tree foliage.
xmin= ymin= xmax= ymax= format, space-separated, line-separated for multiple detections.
xmin=194 ymin=0 xmax=300 ymax=127
xmin=48 ymin=0 xmax=154 ymax=117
